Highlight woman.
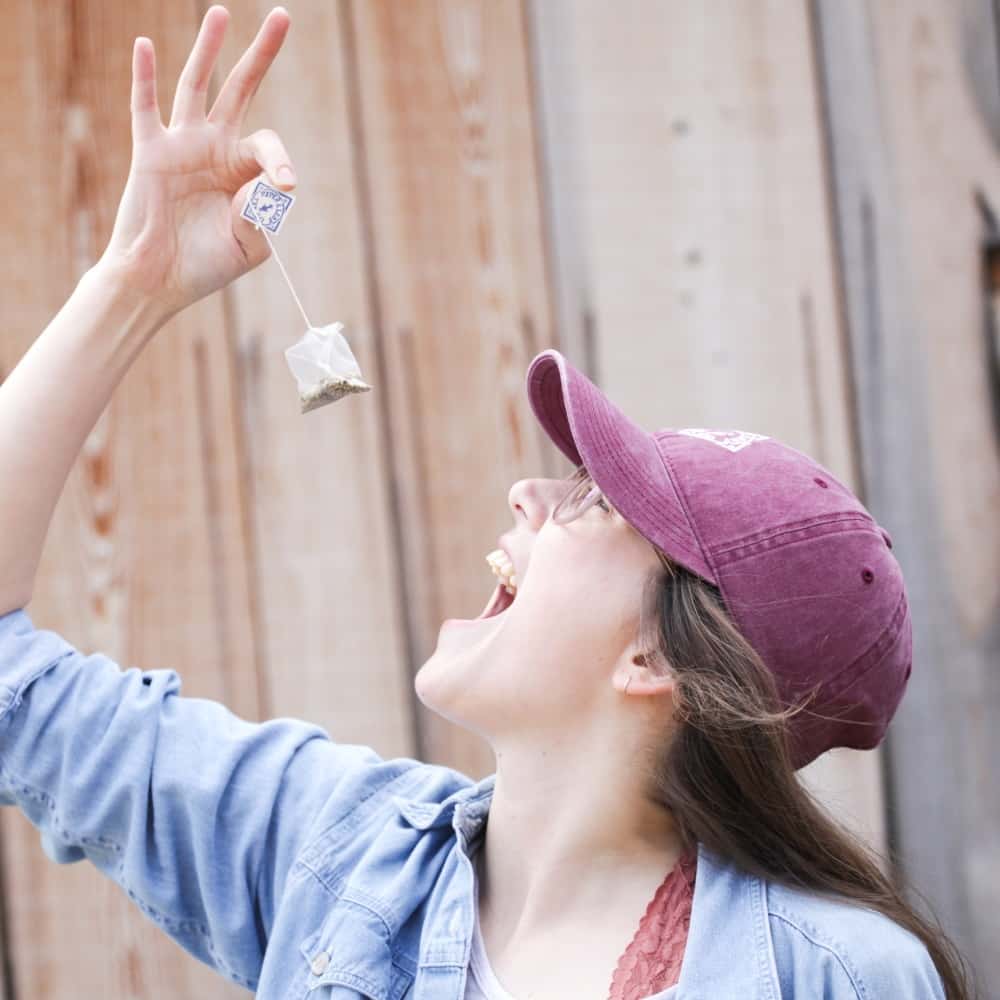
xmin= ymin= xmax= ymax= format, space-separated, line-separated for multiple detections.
xmin=0 ymin=6 xmax=976 ymax=999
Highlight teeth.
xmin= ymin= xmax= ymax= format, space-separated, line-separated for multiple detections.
xmin=486 ymin=549 xmax=517 ymax=595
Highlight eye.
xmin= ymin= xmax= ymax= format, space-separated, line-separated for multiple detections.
xmin=597 ymin=497 xmax=612 ymax=514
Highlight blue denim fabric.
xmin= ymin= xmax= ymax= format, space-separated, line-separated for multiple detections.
xmin=0 ymin=608 xmax=945 ymax=999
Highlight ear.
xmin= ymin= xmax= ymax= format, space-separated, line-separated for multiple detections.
xmin=615 ymin=650 xmax=675 ymax=697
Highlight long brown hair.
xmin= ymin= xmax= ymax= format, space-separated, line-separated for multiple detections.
xmin=633 ymin=542 xmax=979 ymax=999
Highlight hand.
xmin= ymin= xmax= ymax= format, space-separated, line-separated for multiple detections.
xmin=97 ymin=5 xmax=295 ymax=319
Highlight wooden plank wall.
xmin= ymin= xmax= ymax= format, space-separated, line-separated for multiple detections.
xmin=1 ymin=4 xmax=256 ymax=997
xmin=816 ymin=0 xmax=1000 ymax=989
xmin=344 ymin=0 xmax=560 ymax=772
xmin=0 ymin=0 xmax=990 ymax=995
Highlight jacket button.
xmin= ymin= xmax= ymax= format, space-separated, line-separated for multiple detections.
xmin=310 ymin=950 xmax=330 ymax=975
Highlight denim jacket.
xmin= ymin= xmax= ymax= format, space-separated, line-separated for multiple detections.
xmin=0 ymin=608 xmax=945 ymax=999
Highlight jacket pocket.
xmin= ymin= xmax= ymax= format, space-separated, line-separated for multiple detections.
xmin=298 ymin=902 xmax=414 ymax=1000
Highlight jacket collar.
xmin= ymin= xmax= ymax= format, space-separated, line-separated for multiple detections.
xmin=677 ymin=840 xmax=782 ymax=1000
xmin=396 ymin=772 xmax=783 ymax=999
xmin=394 ymin=771 xmax=495 ymax=834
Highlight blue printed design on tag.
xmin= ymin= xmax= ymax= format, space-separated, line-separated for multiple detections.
xmin=241 ymin=179 xmax=295 ymax=234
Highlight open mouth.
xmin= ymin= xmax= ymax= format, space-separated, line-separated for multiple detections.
xmin=475 ymin=581 xmax=516 ymax=619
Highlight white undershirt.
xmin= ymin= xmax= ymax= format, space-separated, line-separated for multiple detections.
xmin=463 ymin=843 xmax=679 ymax=1000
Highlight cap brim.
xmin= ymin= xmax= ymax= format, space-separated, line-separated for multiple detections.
xmin=525 ymin=349 xmax=715 ymax=581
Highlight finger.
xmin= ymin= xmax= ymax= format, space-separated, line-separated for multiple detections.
xmin=230 ymin=177 xmax=273 ymax=270
xmin=130 ymin=37 xmax=162 ymax=141
xmin=234 ymin=128 xmax=297 ymax=191
xmin=168 ymin=5 xmax=230 ymax=126
xmin=208 ymin=6 xmax=290 ymax=128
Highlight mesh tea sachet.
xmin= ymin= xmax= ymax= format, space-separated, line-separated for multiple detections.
xmin=242 ymin=177 xmax=372 ymax=413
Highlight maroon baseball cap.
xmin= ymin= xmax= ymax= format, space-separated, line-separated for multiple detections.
xmin=525 ymin=349 xmax=912 ymax=771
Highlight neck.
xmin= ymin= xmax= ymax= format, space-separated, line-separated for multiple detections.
xmin=475 ymin=740 xmax=686 ymax=949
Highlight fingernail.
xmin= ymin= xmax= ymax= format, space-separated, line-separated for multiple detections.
xmin=277 ymin=165 xmax=295 ymax=185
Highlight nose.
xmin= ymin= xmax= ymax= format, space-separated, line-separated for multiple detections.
xmin=507 ymin=478 xmax=565 ymax=530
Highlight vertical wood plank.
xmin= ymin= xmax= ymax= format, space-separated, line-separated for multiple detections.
xmin=348 ymin=0 xmax=560 ymax=773
xmin=0 ymin=2 xmax=255 ymax=996
xmin=816 ymin=0 xmax=1000 ymax=987
xmin=528 ymin=0 xmax=889 ymax=854
xmin=216 ymin=0 xmax=418 ymax=758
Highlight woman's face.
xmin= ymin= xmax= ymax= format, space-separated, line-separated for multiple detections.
xmin=415 ymin=469 xmax=665 ymax=742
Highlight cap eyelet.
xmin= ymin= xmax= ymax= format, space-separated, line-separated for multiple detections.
xmin=813 ymin=477 xmax=828 ymax=489
xmin=861 ymin=568 xmax=875 ymax=584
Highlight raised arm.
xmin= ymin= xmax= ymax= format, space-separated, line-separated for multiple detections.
xmin=0 ymin=9 xmax=430 ymax=988
xmin=0 ymin=4 xmax=296 ymax=615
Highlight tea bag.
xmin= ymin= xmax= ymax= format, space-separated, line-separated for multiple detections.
xmin=285 ymin=322 xmax=372 ymax=412
xmin=242 ymin=178 xmax=372 ymax=413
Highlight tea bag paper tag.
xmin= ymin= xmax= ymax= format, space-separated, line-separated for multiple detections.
xmin=241 ymin=179 xmax=295 ymax=234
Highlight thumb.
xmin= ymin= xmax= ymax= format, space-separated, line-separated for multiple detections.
xmin=229 ymin=127 xmax=296 ymax=268
xmin=230 ymin=176 xmax=274 ymax=269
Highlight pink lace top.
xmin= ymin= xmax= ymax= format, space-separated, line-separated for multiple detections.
xmin=606 ymin=846 xmax=698 ymax=999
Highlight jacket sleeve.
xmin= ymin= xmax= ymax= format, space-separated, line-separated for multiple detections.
xmin=0 ymin=607 xmax=418 ymax=991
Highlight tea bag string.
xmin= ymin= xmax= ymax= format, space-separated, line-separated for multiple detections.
xmin=244 ymin=193 xmax=313 ymax=330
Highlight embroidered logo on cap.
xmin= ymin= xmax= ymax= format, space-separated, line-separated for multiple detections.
xmin=676 ymin=428 xmax=769 ymax=452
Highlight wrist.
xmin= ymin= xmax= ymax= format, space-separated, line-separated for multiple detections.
xmin=84 ymin=256 xmax=179 ymax=334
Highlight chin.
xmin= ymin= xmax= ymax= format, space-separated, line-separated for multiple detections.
xmin=412 ymin=658 xmax=439 ymax=708
xmin=413 ymin=649 xmax=468 ymax=718
xmin=413 ymin=650 xmax=500 ymax=740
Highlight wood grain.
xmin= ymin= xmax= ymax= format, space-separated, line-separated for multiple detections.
xmin=217 ymin=0 xmax=417 ymax=758
xmin=817 ymin=0 xmax=999 ymax=988
xmin=348 ymin=0 xmax=559 ymax=773
xmin=0 ymin=2 xmax=256 ymax=997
